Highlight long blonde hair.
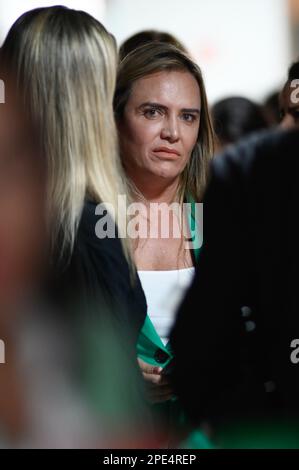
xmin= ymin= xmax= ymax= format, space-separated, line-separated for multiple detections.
xmin=114 ymin=42 xmax=215 ymax=203
xmin=1 ymin=6 xmax=129 ymax=260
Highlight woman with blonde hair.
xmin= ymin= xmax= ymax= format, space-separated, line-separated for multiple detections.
xmin=0 ymin=6 xmax=149 ymax=445
xmin=0 ymin=6 xmax=146 ymax=336
xmin=114 ymin=42 xmax=214 ymax=445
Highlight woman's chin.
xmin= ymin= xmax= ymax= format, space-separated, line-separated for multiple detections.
xmin=148 ymin=163 xmax=182 ymax=181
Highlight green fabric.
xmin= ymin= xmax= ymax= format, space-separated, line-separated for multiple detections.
xmin=180 ymin=430 xmax=215 ymax=449
xmin=189 ymin=196 xmax=202 ymax=262
xmin=137 ymin=315 xmax=173 ymax=367
xmin=209 ymin=421 xmax=299 ymax=449
xmin=136 ymin=197 xmax=211 ymax=448
xmin=137 ymin=196 xmax=200 ymax=366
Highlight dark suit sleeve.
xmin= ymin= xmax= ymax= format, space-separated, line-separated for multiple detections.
xmin=170 ymin=147 xmax=251 ymax=424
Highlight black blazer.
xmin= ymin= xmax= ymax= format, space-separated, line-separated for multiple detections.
xmin=48 ymin=201 xmax=151 ymax=431
xmin=171 ymin=129 xmax=299 ymax=425
xmin=53 ymin=200 xmax=147 ymax=348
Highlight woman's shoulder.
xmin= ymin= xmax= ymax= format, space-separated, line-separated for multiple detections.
xmin=78 ymin=200 xmax=123 ymax=257
xmin=76 ymin=200 xmax=145 ymax=302
xmin=65 ymin=200 xmax=147 ymax=335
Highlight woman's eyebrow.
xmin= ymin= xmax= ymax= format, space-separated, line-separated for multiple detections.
xmin=181 ymin=108 xmax=200 ymax=114
xmin=138 ymin=101 xmax=167 ymax=110
xmin=138 ymin=103 xmax=200 ymax=114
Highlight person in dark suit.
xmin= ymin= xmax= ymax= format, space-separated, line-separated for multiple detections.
xmin=170 ymin=129 xmax=299 ymax=441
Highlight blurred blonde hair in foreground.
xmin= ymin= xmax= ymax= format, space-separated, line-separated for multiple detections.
xmin=0 ymin=6 xmax=130 ymax=261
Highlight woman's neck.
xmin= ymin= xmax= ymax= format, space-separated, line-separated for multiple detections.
xmin=130 ymin=175 xmax=181 ymax=204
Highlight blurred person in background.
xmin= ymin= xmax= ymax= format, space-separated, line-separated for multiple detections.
xmin=212 ymin=96 xmax=269 ymax=153
xmin=0 ymin=6 xmax=151 ymax=447
xmin=279 ymin=60 xmax=299 ymax=129
xmin=119 ymin=29 xmax=188 ymax=61
xmin=114 ymin=42 xmax=214 ymax=446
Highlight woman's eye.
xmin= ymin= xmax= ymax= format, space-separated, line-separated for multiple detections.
xmin=143 ymin=108 xmax=161 ymax=119
xmin=182 ymin=113 xmax=196 ymax=123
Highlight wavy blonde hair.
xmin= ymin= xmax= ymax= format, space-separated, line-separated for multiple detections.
xmin=1 ymin=6 xmax=129 ymax=261
xmin=114 ymin=42 xmax=215 ymax=203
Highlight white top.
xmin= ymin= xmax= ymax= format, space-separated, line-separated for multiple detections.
xmin=138 ymin=267 xmax=195 ymax=345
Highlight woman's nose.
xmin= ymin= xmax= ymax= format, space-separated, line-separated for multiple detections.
xmin=161 ymin=117 xmax=179 ymax=142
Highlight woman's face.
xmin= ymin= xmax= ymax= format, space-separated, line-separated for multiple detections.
xmin=119 ymin=70 xmax=201 ymax=187
xmin=0 ymin=89 xmax=46 ymax=312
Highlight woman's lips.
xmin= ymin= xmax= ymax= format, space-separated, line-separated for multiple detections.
xmin=152 ymin=146 xmax=180 ymax=157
